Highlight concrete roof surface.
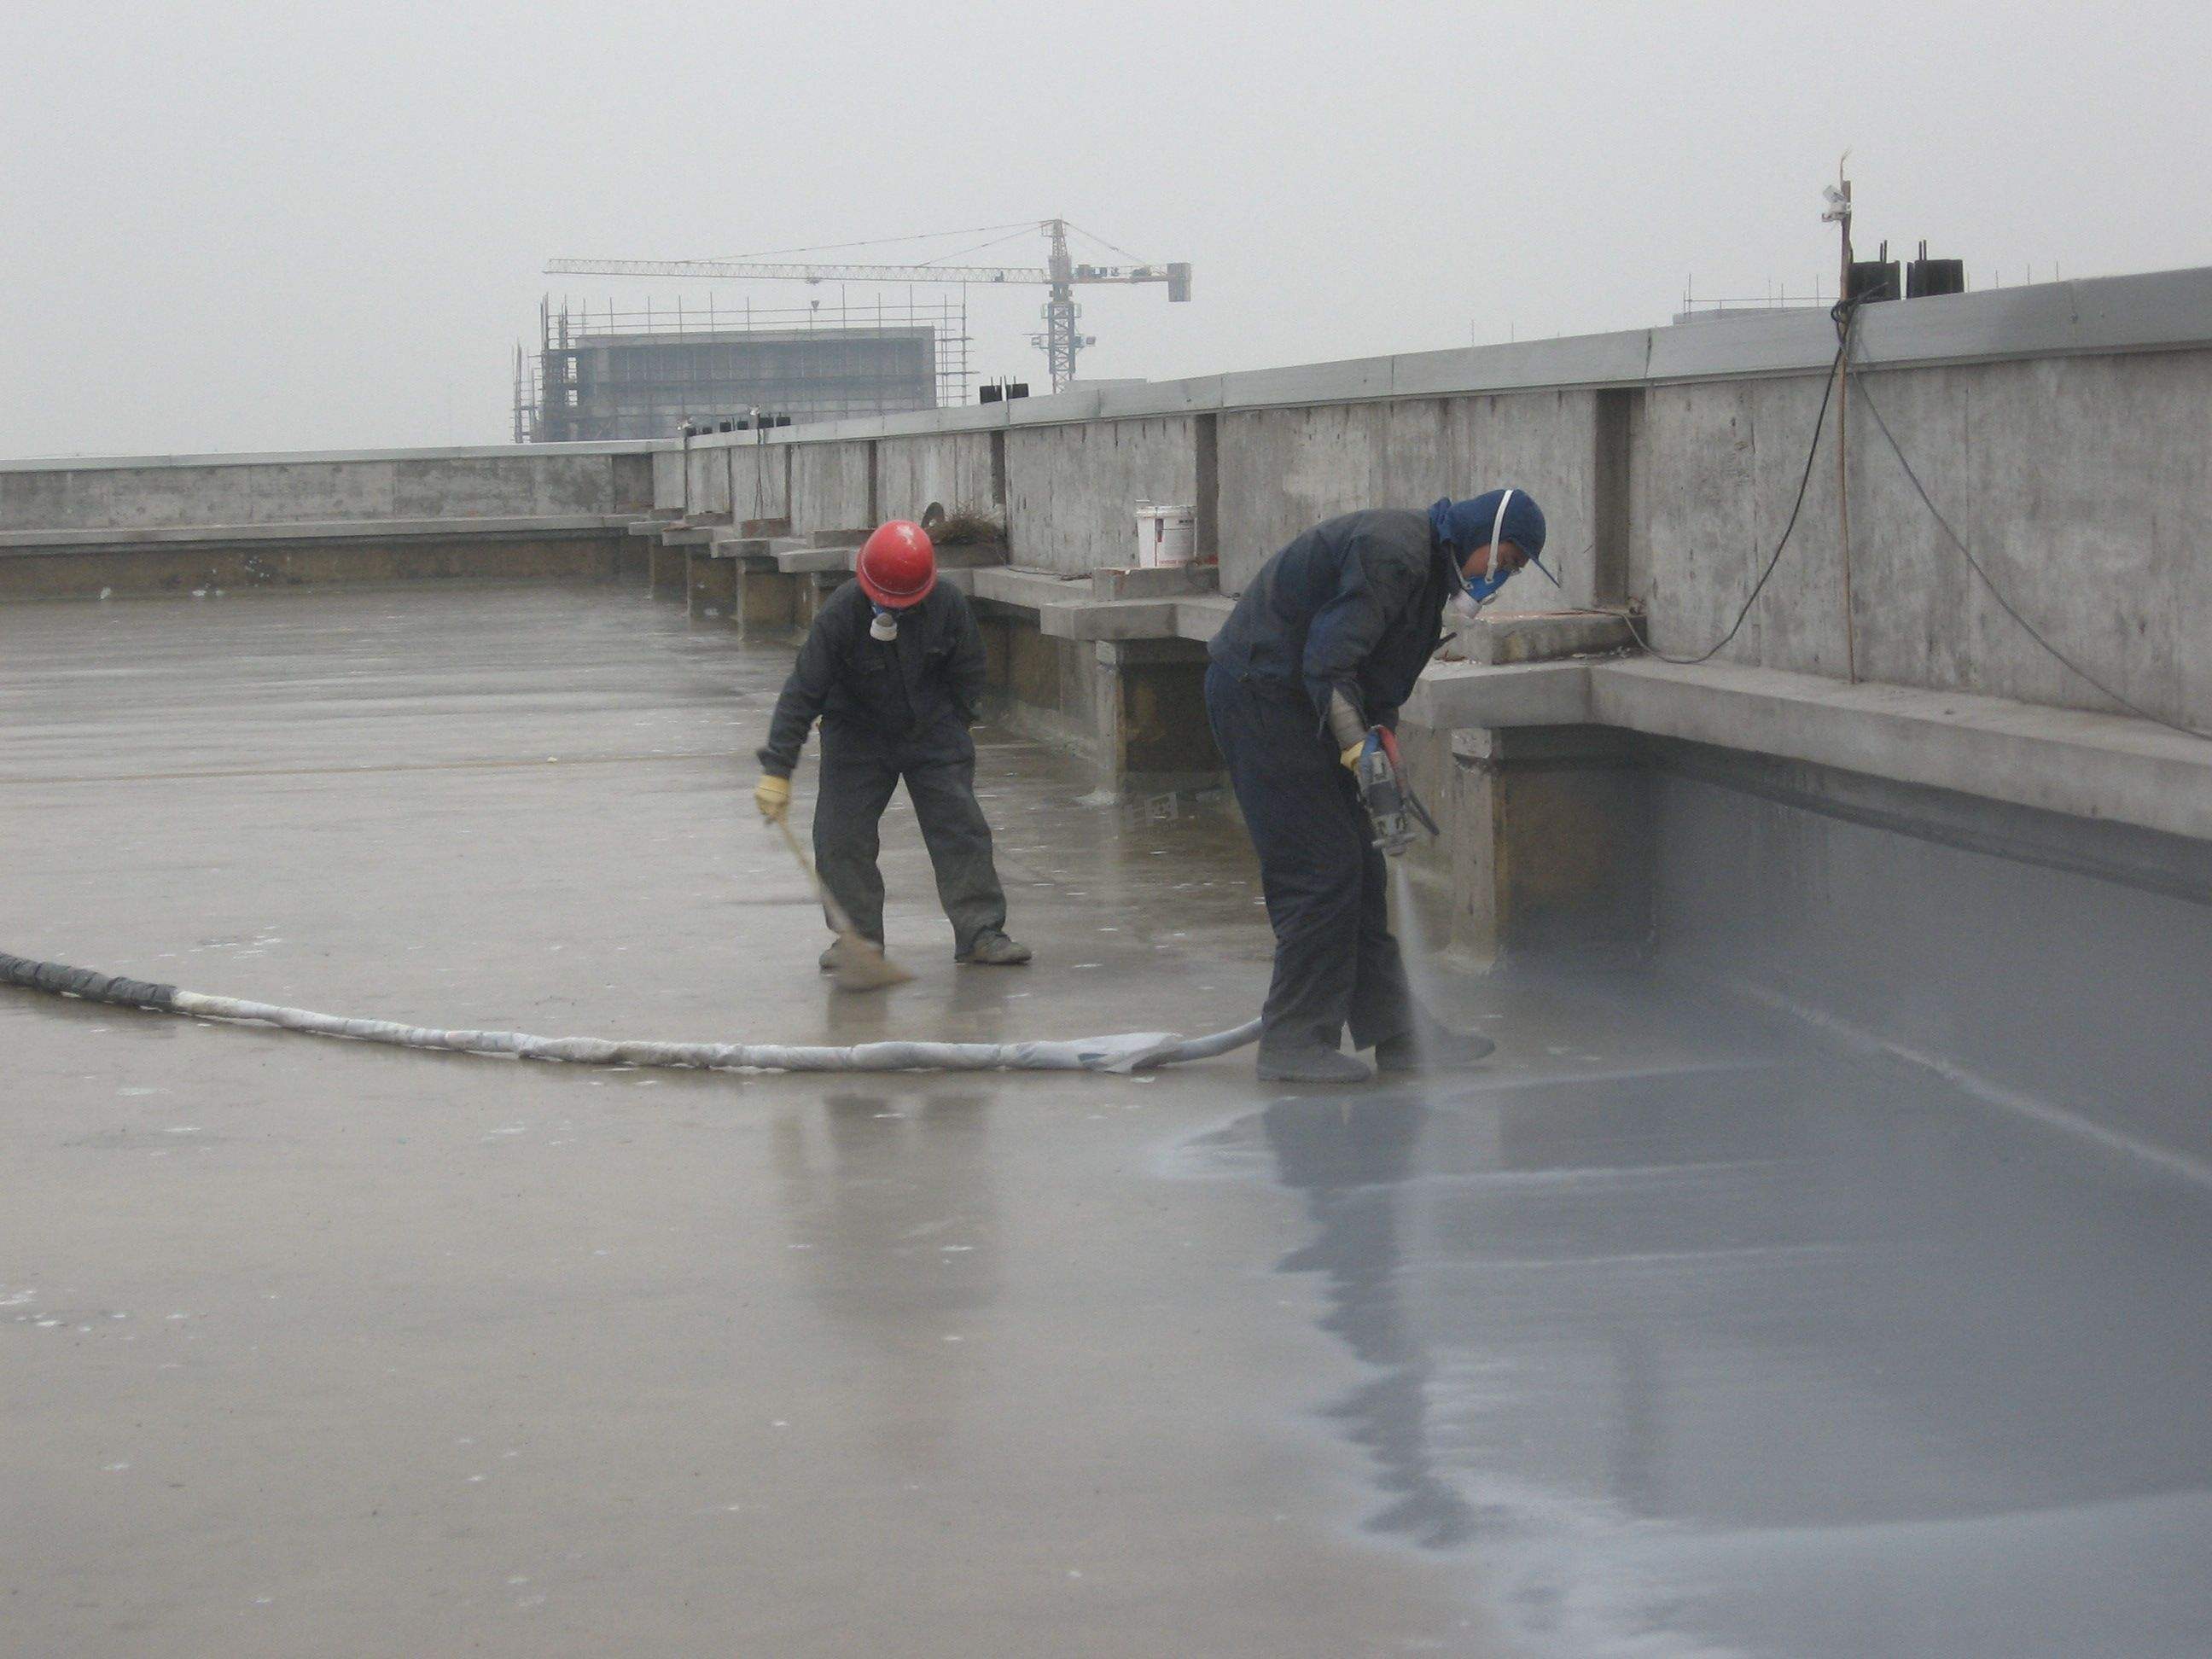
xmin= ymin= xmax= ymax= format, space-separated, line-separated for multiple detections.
xmin=7 ymin=586 xmax=2210 ymax=1656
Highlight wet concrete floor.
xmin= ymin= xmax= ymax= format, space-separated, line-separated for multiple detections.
xmin=5 ymin=585 xmax=2209 ymax=1656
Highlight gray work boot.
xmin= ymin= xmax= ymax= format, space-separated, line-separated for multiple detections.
xmin=820 ymin=939 xmax=884 ymax=974
xmin=1373 ymin=1023 xmax=1496 ymax=1074
xmin=1255 ymin=1045 xmax=1372 ymax=1085
xmin=958 ymin=930 xmax=1033 ymax=966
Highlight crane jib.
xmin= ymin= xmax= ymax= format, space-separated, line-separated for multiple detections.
xmin=543 ymin=258 xmax=1180 ymax=288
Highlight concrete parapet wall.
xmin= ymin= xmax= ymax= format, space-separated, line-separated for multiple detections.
xmin=650 ymin=450 xmax=686 ymax=512
xmin=1633 ymin=347 xmax=2212 ymax=725
xmin=646 ymin=270 xmax=2212 ymax=745
xmin=691 ymin=265 xmax=2212 ymax=738
xmin=0 ymin=531 xmax=632 ymax=599
xmin=0 ymin=445 xmax=654 ymax=532
xmin=789 ymin=441 xmax=873 ymax=533
xmin=874 ymin=432 xmax=997 ymax=523
xmin=1215 ymin=392 xmax=1598 ymax=597
xmin=1005 ymin=417 xmax=1197 ymax=577
xmin=683 ymin=444 xmax=731 ymax=518
xmin=1846 ymin=350 xmax=2207 ymax=721
xmin=727 ymin=445 xmax=789 ymax=524
xmin=7 ymin=264 xmax=2207 ymax=818
xmin=755 ymin=266 xmax=2212 ymax=446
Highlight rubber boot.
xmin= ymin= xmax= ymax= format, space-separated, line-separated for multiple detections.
xmin=958 ymin=930 xmax=1033 ymax=966
xmin=1254 ymin=1045 xmax=1371 ymax=1085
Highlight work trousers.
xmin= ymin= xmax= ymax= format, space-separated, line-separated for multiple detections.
xmin=1203 ymin=664 xmax=1415 ymax=1058
xmin=813 ymin=721 xmax=1008 ymax=955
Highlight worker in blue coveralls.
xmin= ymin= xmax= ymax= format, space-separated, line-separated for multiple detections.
xmin=1206 ymin=489 xmax=1555 ymax=1083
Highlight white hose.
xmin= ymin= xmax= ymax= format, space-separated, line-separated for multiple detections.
xmin=2 ymin=950 xmax=1260 ymax=1075
xmin=173 ymin=990 xmax=1258 ymax=1074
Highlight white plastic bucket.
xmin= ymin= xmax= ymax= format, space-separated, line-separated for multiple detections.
xmin=1134 ymin=504 xmax=1196 ymax=568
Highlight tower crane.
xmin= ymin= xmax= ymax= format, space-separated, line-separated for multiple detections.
xmin=546 ymin=219 xmax=1190 ymax=393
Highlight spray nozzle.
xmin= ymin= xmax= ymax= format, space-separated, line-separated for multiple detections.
xmin=1354 ymin=727 xmax=1437 ymax=857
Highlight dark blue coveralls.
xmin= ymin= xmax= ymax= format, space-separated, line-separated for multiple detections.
xmin=759 ymin=579 xmax=1009 ymax=955
xmin=1205 ymin=509 xmax=1457 ymax=1062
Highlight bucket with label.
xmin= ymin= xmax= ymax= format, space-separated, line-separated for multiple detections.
xmin=1134 ymin=504 xmax=1196 ymax=568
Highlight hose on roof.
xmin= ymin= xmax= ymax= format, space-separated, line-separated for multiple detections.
xmin=0 ymin=949 xmax=1260 ymax=1076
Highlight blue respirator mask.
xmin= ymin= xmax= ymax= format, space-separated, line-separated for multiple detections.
xmin=1447 ymin=488 xmax=1559 ymax=622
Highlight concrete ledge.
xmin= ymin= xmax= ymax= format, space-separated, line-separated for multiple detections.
xmin=1596 ymin=660 xmax=2212 ymax=843
xmin=1091 ymin=565 xmax=1217 ymax=600
xmin=1039 ymin=598 xmax=1181 ymax=641
xmin=771 ymin=544 xmax=857 ymax=574
xmin=1173 ymin=596 xmax=1235 ymax=643
xmin=970 ymin=567 xmax=1091 ymax=613
xmin=1447 ymin=608 xmax=1636 ymax=666
xmin=0 ymin=515 xmax=639 ymax=556
xmin=1404 ymin=661 xmax=1596 ymax=730
xmin=704 ymin=531 xmax=776 ymax=558
xmin=971 ymin=567 xmax=1237 ymax=649
xmin=968 ymin=566 xmax=1191 ymax=643
xmin=1403 ymin=655 xmax=2212 ymax=842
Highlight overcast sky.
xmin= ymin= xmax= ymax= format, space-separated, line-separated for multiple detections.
xmin=4 ymin=0 xmax=2207 ymax=457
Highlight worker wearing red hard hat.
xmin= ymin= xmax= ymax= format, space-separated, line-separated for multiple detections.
xmin=754 ymin=521 xmax=1030 ymax=972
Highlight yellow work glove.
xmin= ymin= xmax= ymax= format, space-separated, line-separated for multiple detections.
xmin=1340 ymin=742 xmax=1365 ymax=771
xmin=754 ymin=774 xmax=791 ymax=824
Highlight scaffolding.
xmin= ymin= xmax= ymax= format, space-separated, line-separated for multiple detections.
xmin=515 ymin=292 xmax=972 ymax=443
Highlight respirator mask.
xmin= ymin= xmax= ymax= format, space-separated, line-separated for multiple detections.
xmin=1447 ymin=489 xmax=1520 ymax=624
xmin=869 ymin=604 xmax=899 ymax=642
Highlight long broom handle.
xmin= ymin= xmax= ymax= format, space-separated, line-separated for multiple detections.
xmin=773 ymin=814 xmax=870 ymax=945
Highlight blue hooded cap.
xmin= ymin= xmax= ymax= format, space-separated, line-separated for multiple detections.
xmin=1429 ymin=488 xmax=1556 ymax=597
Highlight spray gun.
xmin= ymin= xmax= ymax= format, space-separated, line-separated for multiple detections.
xmin=1354 ymin=726 xmax=1439 ymax=857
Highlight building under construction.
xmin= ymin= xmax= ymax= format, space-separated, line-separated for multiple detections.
xmin=541 ymin=218 xmax=1194 ymax=410
xmin=515 ymin=294 xmax=962 ymax=442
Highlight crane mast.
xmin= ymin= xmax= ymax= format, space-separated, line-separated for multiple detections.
xmin=1035 ymin=218 xmax=1085 ymax=388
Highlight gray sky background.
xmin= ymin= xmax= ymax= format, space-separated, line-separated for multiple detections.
xmin=4 ymin=0 xmax=2207 ymax=457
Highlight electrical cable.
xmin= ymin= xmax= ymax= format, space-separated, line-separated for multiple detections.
xmin=1619 ymin=298 xmax=1859 ymax=665
xmin=918 ymin=227 xmax=1041 ymax=267
xmin=1621 ymin=294 xmax=2203 ymax=740
xmin=1062 ymin=222 xmax=1152 ymax=265
xmin=1843 ymin=336 xmax=2212 ymax=743
xmin=705 ymin=222 xmax=1036 ymax=262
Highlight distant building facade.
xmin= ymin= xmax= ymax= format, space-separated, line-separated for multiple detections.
xmin=521 ymin=326 xmax=936 ymax=443
xmin=515 ymin=299 xmax=947 ymax=442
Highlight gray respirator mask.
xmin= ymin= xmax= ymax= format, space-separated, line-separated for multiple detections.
xmin=869 ymin=605 xmax=899 ymax=642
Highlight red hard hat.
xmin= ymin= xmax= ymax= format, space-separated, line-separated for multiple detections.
xmin=855 ymin=520 xmax=936 ymax=608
